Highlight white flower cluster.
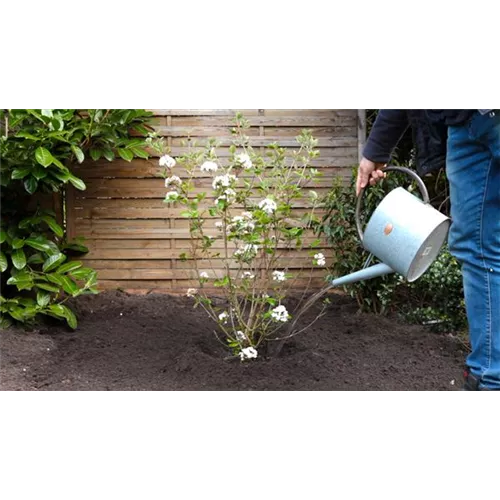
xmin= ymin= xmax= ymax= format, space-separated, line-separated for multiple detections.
xmin=272 ymin=271 xmax=286 ymax=282
xmin=164 ymin=175 xmax=182 ymax=188
xmin=186 ymin=288 xmax=197 ymax=298
xmin=165 ymin=191 xmax=180 ymax=202
xmin=215 ymin=188 xmax=236 ymax=205
xmin=314 ymin=253 xmax=326 ymax=266
xmin=242 ymin=271 xmax=255 ymax=279
xmin=234 ymin=244 xmax=259 ymax=261
xmin=271 ymin=305 xmax=290 ymax=323
xmin=163 ymin=166 xmax=181 ymax=203
xmin=199 ymin=272 xmax=209 ymax=279
xmin=235 ymin=153 xmax=253 ymax=170
xmin=258 ymin=198 xmax=277 ymax=215
xmin=218 ymin=311 xmax=229 ymax=324
xmin=235 ymin=330 xmax=246 ymax=342
xmin=227 ymin=212 xmax=255 ymax=235
xmin=212 ymin=174 xmax=237 ymax=190
xmin=159 ymin=155 xmax=176 ymax=168
xmin=215 ymin=221 xmax=224 ymax=230
xmin=239 ymin=346 xmax=258 ymax=360
xmin=211 ymin=174 xmax=238 ymax=205
xmin=200 ymin=161 xmax=219 ymax=173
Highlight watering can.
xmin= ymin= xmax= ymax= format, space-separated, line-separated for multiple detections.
xmin=330 ymin=166 xmax=451 ymax=287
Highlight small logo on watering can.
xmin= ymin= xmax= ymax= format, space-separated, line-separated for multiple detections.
xmin=384 ymin=223 xmax=394 ymax=235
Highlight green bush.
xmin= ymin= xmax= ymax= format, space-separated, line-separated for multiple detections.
xmin=396 ymin=248 xmax=466 ymax=332
xmin=0 ymin=109 xmax=153 ymax=329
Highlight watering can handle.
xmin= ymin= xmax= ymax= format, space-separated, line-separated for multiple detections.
xmin=355 ymin=166 xmax=430 ymax=243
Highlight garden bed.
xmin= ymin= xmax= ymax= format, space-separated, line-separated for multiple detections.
xmin=0 ymin=290 xmax=466 ymax=391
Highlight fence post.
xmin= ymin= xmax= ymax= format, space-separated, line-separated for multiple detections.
xmin=357 ymin=109 xmax=366 ymax=162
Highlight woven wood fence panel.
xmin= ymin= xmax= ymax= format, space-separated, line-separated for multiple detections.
xmin=68 ymin=109 xmax=361 ymax=294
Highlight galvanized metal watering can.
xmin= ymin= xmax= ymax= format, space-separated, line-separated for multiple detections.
xmin=330 ymin=166 xmax=451 ymax=287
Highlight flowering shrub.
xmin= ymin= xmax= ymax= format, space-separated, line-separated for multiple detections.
xmin=155 ymin=113 xmax=330 ymax=360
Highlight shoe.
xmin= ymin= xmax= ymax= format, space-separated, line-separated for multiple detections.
xmin=462 ymin=370 xmax=500 ymax=392
xmin=463 ymin=368 xmax=482 ymax=390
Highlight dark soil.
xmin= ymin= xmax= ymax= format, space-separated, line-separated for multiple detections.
xmin=0 ymin=290 xmax=467 ymax=391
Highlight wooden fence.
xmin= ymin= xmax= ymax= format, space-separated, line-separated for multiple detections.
xmin=67 ymin=109 xmax=364 ymax=294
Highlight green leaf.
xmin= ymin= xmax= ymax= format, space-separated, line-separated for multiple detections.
xmin=7 ymin=272 xmax=33 ymax=290
xmin=70 ymin=267 xmax=94 ymax=280
xmin=48 ymin=304 xmax=77 ymax=329
xmin=41 ymin=215 xmax=64 ymax=238
xmin=0 ymin=229 xmax=6 ymax=244
xmin=51 ymin=157 xmax=66 ymax=170
xmin=84 ymin=270 xmax=98 ymax=288
xmin=43 ymin=253 xmax=67 ymax=272
xmin=0 ymin=315 xmax=13 ymax=329
xmin=103 ymin=148 xmax=115 ymax=162
xmin=48 ymin=304 xmax=66 ymax=318
xmin=68 ymin=175 xmax=86 ymax=191
xmin=0 ymin=251 xmax=7 ymax=272
xmin=46 ymin=273 xmax=79 ymax=295
xmin=12 ymin=238 xmax=25 ymax=249
xmin=130 ymin=147 xmax=149 ymax=159
xmin=35 ymin=147 xmax=53 ymax=167
xmin=26 ymin=109 xmax=45 ymax=123
xmin=11 ymin=167 xmax=31 ymax=179
xmin=16 ymin=281 xmax=35 ymax=292
xmin=16 ymin=131 xmax=40 ymax=141
xmin=61 ymin=305 xmax=77 ymax=329
xmin=50 ymin=117 xmax=64 ymax=131
xmin=62 ymin=243 xmax=89 ymax=253
xmin=33 ymin=165 xmax=48 ymax=180
xmin=71 ymin=145 xmax=85 ymax=164
xmin=36 ymin=282 xmax=60 ymax=293
xmin=25 ymin=237 xmax=51 ymax=252
xmin=90 ymin=148 xmax=102 ymax=161
xmin=133 ymin=124 xmax=150 ymax=136
xmin=36 ymin=290 xmax=51 ymax=307
xmin=44 ymin=240 xmax=62 ymax=256
xmin=9 ymin=308 xmax=26 ymax=321
xmin=118 ymin=149 xmax=134 ymax=162
xmin=12 ymin=249 xmax=27 ymax=269
xmin=57 ymin=261 xmax=82 ymax=274
xmin=51 ymin=169 xmax=70 ymax=182
xmin=27 ymin=253 xmax=44 ymax=264
xmin=24 ymin=176 xmax=38 ymax=194
xmin=45 ymin=273 xmax=65 ymax=287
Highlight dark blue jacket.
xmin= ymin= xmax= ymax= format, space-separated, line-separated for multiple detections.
xmin=362 ymin=110 xmax=488 ymax=176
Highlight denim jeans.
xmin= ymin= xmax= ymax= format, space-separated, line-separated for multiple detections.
xmin=447 ymin=111 xmax=500 ymax=390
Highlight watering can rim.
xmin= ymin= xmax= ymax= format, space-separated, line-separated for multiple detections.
xmin=355 ymin=166 xmax=431 ymax=244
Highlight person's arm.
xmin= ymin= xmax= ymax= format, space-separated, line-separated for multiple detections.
xmin=363 ymin=110 xmax=410 ymax=163
xmin=356 ymin=110 xmax=410 ymax=195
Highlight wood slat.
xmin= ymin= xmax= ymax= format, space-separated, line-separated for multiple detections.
xmin=83 ymin=254 xmax=333 ymax=269
xmin=72 ymin=202 xmax=330 ymax=219
xmin=73 ymin=159 xmax=355 ymax=179
xmin=70 ymin=197 xmax=344 ymax=213
xmin=76 ymin=186 xmax=338 ymax=200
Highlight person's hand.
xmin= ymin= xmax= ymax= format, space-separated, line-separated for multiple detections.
xmin=356 ymin=157 xmax=386 ymax=196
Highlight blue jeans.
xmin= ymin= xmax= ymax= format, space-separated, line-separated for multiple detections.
xmin=447 ymin=111 xmax=500 ymax=390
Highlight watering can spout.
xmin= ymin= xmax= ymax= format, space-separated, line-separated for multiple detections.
xmin=330 ymin=263 xmax=395 ymax=288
